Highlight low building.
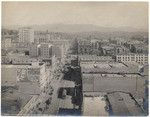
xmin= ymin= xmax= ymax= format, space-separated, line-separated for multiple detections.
xmin=7 ymin=52 xmax=25 ymax=62
xmin=81 ymin=61 xmax=139 ymax=73
xmin=11 ymin=56 xmax=34 ymax=65
xmin=82 ymin=73 xmax=145 ymax=98
xmin=1 ymin=50 xmax=10 ymax=64
xmin=2 ymin=65 xmax=18 ymax=86
xmin=82 ymin=91 xmax=145 ymax=116
xmin=83 ymin=95 xmax=109 ymax=116
xmin=116 ymin=54 xmax=148 ymax=65
xmin=17 ymin=95 xmax=39 ymax=115
xmin=105 ymin=92 xmax=145 ymax=116
xmin=2 ymin=61 xmax=49 ymax=94
xmin=1 ymin=88 xmax=33 ymax=115
xmin=79 ymin=55 xmax=114 ymax=63
xmin=81 ymin=61 xmax=147 ymax=100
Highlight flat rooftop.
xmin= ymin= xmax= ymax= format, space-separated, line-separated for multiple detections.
xmin=2 ymin=63 xmax=44 ymax=69
xmin=83 ymin=96 xmax=109 ymax=116
xmin=81 ymin=66 xmax=138 ymax=73
xmin=106 ymin=92 xmax=145 ymax=116
xmin=82 ymin=74 xmax=146 ymax=99
xmin=81 ymin=62 xmax=126 ymax=69
xmin=2 ymin=88 xmax=32 ymax=115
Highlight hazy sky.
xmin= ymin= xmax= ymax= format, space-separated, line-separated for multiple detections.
xmin=2 ymin=2 xmax=148 ymax=30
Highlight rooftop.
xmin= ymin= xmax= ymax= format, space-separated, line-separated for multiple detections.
xmin=2 ymin=88 xmax=32 ymax=115
xmin=82 ymin=73 xmax=145 ymax=98
xmin=81 ymin=63 xmax=138 ymax=73
xmin=83 ymin=96 xmax=109 ymax=116
xmin=116 ymin=53 xmax=148 ymax=56
xmin=81 ymin=62 xmax=126 ymax=69
xmin=106 ymin=92 xmax=145 ymax=116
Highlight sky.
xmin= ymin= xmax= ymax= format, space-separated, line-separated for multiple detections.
xmin=2 ymin=2 xmax=148 ymax=30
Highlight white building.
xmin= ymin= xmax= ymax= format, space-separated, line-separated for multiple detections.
xmin=116 ymin=54 xmax=148 ymax=65
xmin=19 ymin=27 xmax=34 ymax=43
xmin=2 ymin=61 xmax=48 ymax=93
xmin=2 ymin=38 xmax=12 ymax=50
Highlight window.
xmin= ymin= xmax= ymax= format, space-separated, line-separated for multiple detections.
xmin=128 ymin=57 xmax=130 ymax=61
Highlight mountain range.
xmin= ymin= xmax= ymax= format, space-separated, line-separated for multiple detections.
xmin=2 ymin=24 xmax=148 ymax=33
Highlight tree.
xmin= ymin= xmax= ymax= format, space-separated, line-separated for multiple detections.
xmin=130 ymin=45 xmax=136 ymax=53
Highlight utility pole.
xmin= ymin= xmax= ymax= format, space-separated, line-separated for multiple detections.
xmin=92 ymin=74 xmax=94 ymax=92
xmin=136 ymin=76 xmax=137 ymax=93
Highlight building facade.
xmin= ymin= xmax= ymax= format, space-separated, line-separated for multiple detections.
xmin=78 ymin=40 xmax=91 ymax=55
xmin=2 ymin=38 xmax=12 ymax=50
xmin=29 ymin=44 xmax=40 ymax=57
xmin=116 ymin=54 xmax=148 ymax=65
xmin=91 ymin=41 xmax=103 ymax=56
xmin=40 ymin=43 xmax=52 ymax=58
xmin=19 ymin=27 xmax=34 ymax=43
xmin=52 ymin=44 xmax=64 ymax=61
xmin=79 ymin=55 xmax=114 ymax=65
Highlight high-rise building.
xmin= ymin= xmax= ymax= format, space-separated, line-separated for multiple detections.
xmin=91 ymin=40 xmax=103 ymax=55
xmin=1 ymin=38 xmax=12 ymax=50
xmin=52 ymin=44 xmax=64 ymax=61
xmin=29 ymin=44 xmax=41 ymax=57
xmin=78 ymin=40 xmax=91 ymax=55
xmin=40 ymin=43 xmax=52 ymax=58
xmin=78 ymin=39 xmax=103 ymax=55
xmin=19 ymin=27 xmax=34 ymax=43
xmin=49 ymin=39 xmax=69 ymax=54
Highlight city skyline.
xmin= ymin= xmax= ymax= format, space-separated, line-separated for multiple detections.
xmin=1 ymin=1 xmax=149 ymax=116
xmin=2 ymin=2 xmax=148 ymax=31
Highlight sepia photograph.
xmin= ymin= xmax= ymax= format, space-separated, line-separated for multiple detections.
xmin=1 ymin=1 xmax=149 ymax=116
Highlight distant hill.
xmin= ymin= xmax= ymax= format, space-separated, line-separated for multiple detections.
xmin=2 ymin=24 xmax=148 ymax=33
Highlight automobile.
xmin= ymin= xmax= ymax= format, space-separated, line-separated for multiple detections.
xmin=62 ymin=89 xmax=67 ymax=99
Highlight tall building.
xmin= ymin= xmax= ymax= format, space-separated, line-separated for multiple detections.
xmin=1 ymin=38 xmax=11 ymax=50
xmin=19 ymin=27 xmax=34 ymax=43
xmin=52 ymin=44 xmax=64 ymax=61
xmin=49 ymin=39 xmax=69 ymax=55
xmin=78 ymin=39 xmax=103 ymax=55
xmin=40 ymin=43 xmax=52 ymax=58
xmin=91 ymin=40 xmax=103 ymax=55
xmin=29 ymin=44 xmax=40 ymax=57
xmin=78 ymin=40 xmax=91 ymax=55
